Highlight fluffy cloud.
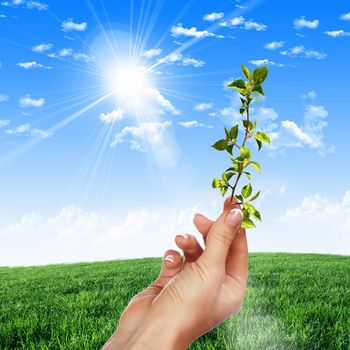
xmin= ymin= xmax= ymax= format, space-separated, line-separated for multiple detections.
xmin=219 ymin=16 xmax=267 ymax=31
xmin=0 ymin=119 xmax=10 ymax=127
xmin=293 ymin=16 xmax=319 ymax=29
xmin=143 ymin=48 xmax=162 ymax=58
xmin=1 ymin=0 xmax=48 ymax=10
xmin=171 ymin=23 xmax=223 ymax=38
xmin=324 ymin=29 xmax=350 ymax=37
xmin=99 ymin=108 xmax=125 ymax=124
xmin=19 ymin=94 xmax=44 ymax=108
xmin=5 ymin=123 xmax=51 ymax=138
xmin=203 ymin=12 xmax=224 ymax=22
xmin=110 ymin=120 xmax=178 ymax=168
xmin=193 ymin=102 xmax=213 ymax=111
xmin=17 ymin=61 xmax=51 ymax=69
xmin=48 ymin=48 xmax=93 ymax=62
xmin=157 ymin=52 xmax=205 ymax=67
xmin=264 ymin=41 xmax=285 ymax=50
xmin=0 ymin=94 xmax=9 ymax=102
xmin=178 ymin=120 xmax=212 ymax=128
xmin=32 ymin=43 xmax=52 ymax=52
xmin=340 ymin=12 xmax=350 ymax=21
xmin=62 ymin=18 xmax=87 ymax=32
xmin=280 ymin=45 xmax=327 ymax=60
xmin=249 ymin=59 xmax=284 ymax=67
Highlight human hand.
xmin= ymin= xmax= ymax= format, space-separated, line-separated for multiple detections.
xmin=103 ymin=197 xmax=248 ymax=350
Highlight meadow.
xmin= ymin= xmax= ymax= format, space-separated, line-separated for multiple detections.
xmin=0 ymin=253 xmax=349 ymax=349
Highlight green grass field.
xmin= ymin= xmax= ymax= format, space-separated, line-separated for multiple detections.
xmin=1 ymin=253 xmax=349 ymax=349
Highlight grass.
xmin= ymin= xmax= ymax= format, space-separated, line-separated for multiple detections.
xmin=1 ymin=253 xmax=349 ymax=349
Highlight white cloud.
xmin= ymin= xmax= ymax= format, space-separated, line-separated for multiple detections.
xmin=249 ymin=59 xmax=284 ymax=67
xmin=1 ymin=0 xmax=47 ymax=10
xmin=293 ymin=16 xmax=319 ymax=29
xmin=19 ymin=94 xmax=45 ymax=108
xmin=157 ymin=52 xmax=205 ymax=68
xmin=203 ymin=12 xmax=224 ymax=22
xmin=31 ymin=128 xmax=52 ymax=138
xmin=340 ymin=12 xmax=350 ymax=21
xmin=0 ymin=119 xmax=10 ymax=127
xmin=178 ymin=120 xmax=212 ymax=128
xmin=193 ymin=102 xmax=213 ymax=111
xmin=302 ymin=90 xmax=317 ymax=101
xmin=62 ymin=18 xmax=87 ymax=32
xmin=170 ymin=23 xmax=223 ymax=38
xmin=147 ymin=87 xmax=181 ymax=115
xmin=0 ymin=13 xmax=6 ymax=17
xmin=264 ymin=41 xmax=285 ymax=50
xmin=48 ymin=48 xmax=93 ymax=63
xmin=32 ymin=43 xmax=52 ymax=52
xmin=181 ymin=57 xmax=205 ymax=67
xmin=280 ymin=45 xmax=327 ymax=60
xmin=0 ymin=94 xmax=9 ymax=102
xmin=99 ymin=108 xmax=125 ymax=124
xmin=6 ymin=123 xmax=31 ymax=135
xmin=111 ymin=120 xmax=178 ymax=168
xmin=219 ymin=16 xmax=267 ymax=31
xmin=17 ymin=61 xmax=51 ymax=69
xmin=324 ymin=29 xmax=350 ymax=37
xmin=235 ymin=4 xmax=247 ymax=9
xmin=143 ymin=48 xmax=162 ymax=58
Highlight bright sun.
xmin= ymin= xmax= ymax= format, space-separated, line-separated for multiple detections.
xmin=105 ymin=63 xmax=152 ymax=108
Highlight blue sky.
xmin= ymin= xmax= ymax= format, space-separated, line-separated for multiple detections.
xmin=1 ymin=0 xmax=350 ymax=266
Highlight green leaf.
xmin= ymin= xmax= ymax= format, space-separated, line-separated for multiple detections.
xmin=255 ymin=97 xmax=261 ymax=103
xmin=243 ymin=120 xmax=253 ymax=131
xmin=249 ymin=191 xmax=260 ymax=202
xmin=220 ymin=186 xmax=228 ymax=197
xmin=256 ymin=139 xmax=263 ymax=151
xmin=241 ymin=64 xmax=250 ymax=80
xmin=226 ymin=144 xmax=233 ymax=155
xmin=252 ymin=66 xmax=268 ymax=84
xmin=250 ymin=161 xmax=261 ymax=172
xmin=245 ymin=172 xmax=251 ymax=180
xmin=252 ymin=209 xmax=262 ymax=222
xmin=255 ymin=132 xmax=270 ymax=145
xmin=224 ymin=127 xmax=230 ymax=139
xmin=241 ymin=183 xmax=252 ymax=198
xmin=212 ymin=178 xmax=221 ymax=188
xmin=252 ymin=84 xmax=264 ymax=95
xmin=240 ymin=146 xmax=251 ymax=159
xmin=253 ymin=119 xmax=257 ymax=131
xmin=225 ymin=167 xmax=236 ymax=173
xmin=228 ymin=79 xmax=246 ymax=89
xmin=230 ymin=125 xmax=239 ymax=139
xmin=212 ymin=139 xmax=227 ymax=151
xmin=241 ymin=217 xmax=256 ymax=229
xmin=225 ymin=172 xmax=235 ymax=182
xmin=240 ymin=108 xmax=246 ymax=115
xmin=236 ymin=194 xmax=244 ymax=202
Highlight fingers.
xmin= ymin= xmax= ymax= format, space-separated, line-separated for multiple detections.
xmin=193 ymin=214 xmax=213 ymax=244
xmin=225 ymin=228 xmax=248 ymax=288
xmin=199 ymin=207 xmax=243 ymax=268
xmin=151 ymin=249 xmax=182 ymax=290
xmin=175 ymin=234 xmax=203 ymax=267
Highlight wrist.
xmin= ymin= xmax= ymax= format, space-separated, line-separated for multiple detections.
xmin=124 ymin=314 xmax=189 ymax=350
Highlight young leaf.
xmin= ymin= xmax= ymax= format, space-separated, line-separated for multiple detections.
xmin=252 ymin=66 xmax=268 ymax=84
xmin=226 ymin=144 xmax=234 ymax=155
xmin=224 ymin=127 xmax=230 ymax=139
xmin=241 ymin=217 xmax=256 ymax=229
xmin=249 ymin=191 xmax=260 ymax=202
xmin=240 ymin=146 xmax=251 ymax=159
xmin=250 ymin=161 xmax=261 ymax=173
xmin=252 ymin=209 xmax=262 ymax=222
xmin=255 ymin=132 xmax=271 ymax=145
xmin=225 ymin=172 xmax=235 ymax=182
xmin=240 ymin=108 xmax=246 ymax=115
xmin=241 ymin=183 xmax=252 ymax=198
xmin=241 ymin=64 xmax=250 ymax=80
xmin=256 ymin=139 xmax=263 ymax=150
xmin=236 ymin=194 xmax=244 ymax=202
xmin=212 ymin=139 xmax=227 ymax=151
xmin=230 ymin=125 xmax=239 ymax=139
xmin=228 ymin=79 xmax=246 ymax=89
xmin=220 ymin=186 xmax=228 ymax=197
xmin=252 ymin=84 xmax=264 ymax=95
xmin=212 ymin=178 xmax=221 ymax=188
xmin=243 ymin=120 xmax=253 ymax=131
xmin=245 ymin=172 xmax=251 ymax=180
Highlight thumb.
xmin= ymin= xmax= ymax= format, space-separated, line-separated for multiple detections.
xmin=199 ymin=208 xmax=243 ymax=268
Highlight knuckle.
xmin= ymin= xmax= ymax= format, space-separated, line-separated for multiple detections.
xmin=212 ymin=228 xmax=232 ymax=248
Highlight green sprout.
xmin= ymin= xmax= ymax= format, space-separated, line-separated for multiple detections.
xmin=211 ymin=64 xmax=270 ymax=229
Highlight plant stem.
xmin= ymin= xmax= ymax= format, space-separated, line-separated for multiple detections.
xmin=230 ymin=96 xmax=251 ymax=205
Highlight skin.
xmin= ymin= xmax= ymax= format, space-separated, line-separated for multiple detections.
xmin=103 ymin=197 xmax=248 ymax=350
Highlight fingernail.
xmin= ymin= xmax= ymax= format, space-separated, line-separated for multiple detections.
xmin=164 ymin=255 xmax=174 ymax=263
xmin=179 ymin=234 xmax=190 ymax=240
xmin=225 ymin=208 xmax=243 ymax=230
